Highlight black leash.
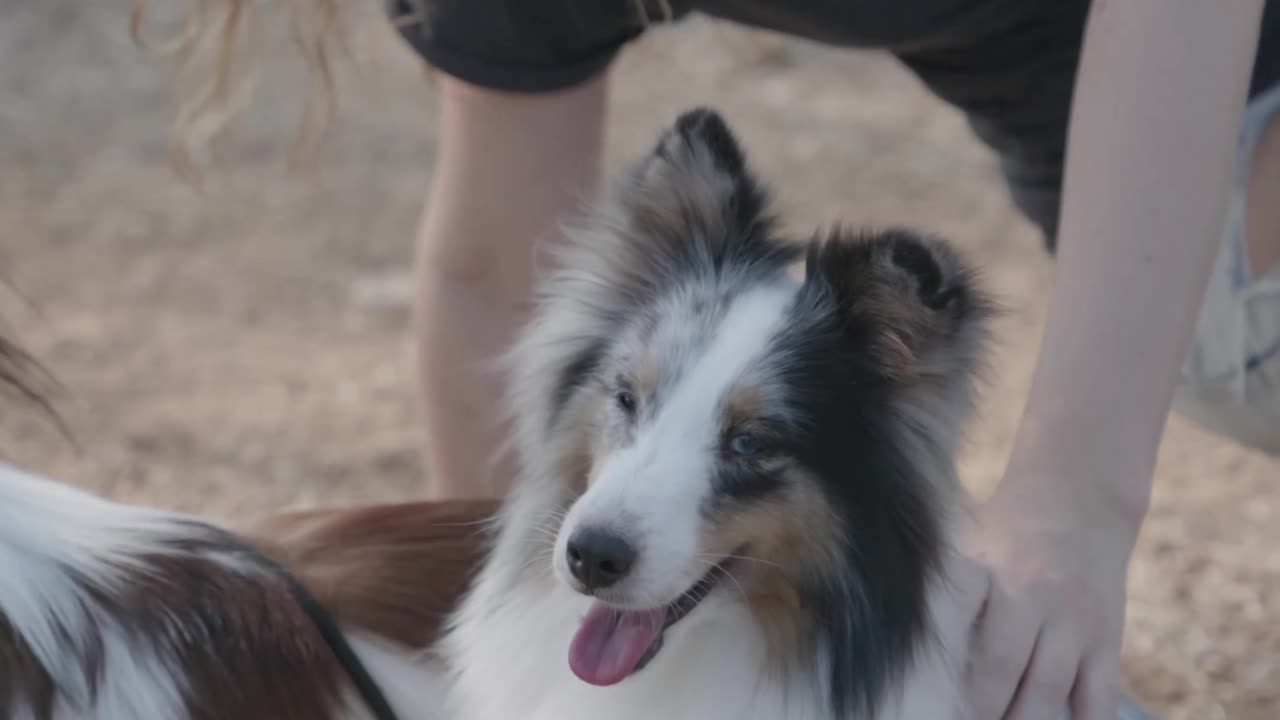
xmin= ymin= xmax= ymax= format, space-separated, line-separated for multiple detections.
xmin=275 ymin=568 xmax=403 ymax=720
xmin=190 ymin=521 xmax=403 ymax=720
xmin=214 ymin=527 xmax=402 ymax=720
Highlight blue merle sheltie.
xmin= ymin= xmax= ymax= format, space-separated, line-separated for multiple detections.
xmin=1 ymin=108 xmax=997 ymax=720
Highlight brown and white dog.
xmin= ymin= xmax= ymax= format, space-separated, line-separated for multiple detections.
xmin=2 ymin=107 xmax=1062 ymax=720
xmin=1 ymin=331 xmax=490 ymax=718
xmin=0 ymin=455 xmax=493 ymax=719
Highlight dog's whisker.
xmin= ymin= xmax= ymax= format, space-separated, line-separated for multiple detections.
xmin=719 ymin=553 xmax=777 ymax=566
xmin=528 ymin=524 xmax=559 ymax=539
xmin=720 ymin=569 xmax=750 ymax=604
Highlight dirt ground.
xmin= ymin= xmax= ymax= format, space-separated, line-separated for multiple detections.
xmin=2 ymin=2 xmax=1278 ymax=717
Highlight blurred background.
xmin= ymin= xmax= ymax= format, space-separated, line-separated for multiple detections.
xmin=2 ymin=2 xmax=1278 ymax=717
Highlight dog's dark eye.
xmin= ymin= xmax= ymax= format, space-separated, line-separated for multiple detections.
xmin=728 ymin=433 xmax=762 ymax=457
xmin=615 ymin=390 xmax=637 ymax=415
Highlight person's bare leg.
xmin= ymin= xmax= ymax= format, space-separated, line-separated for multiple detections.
xmin=414 ymin=73 xmax=608 ymax=500
xmin=1247 ymin=106 xmax=1280 ymax=277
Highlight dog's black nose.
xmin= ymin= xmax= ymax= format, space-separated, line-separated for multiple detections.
xmin=566 ymin=529 xmax=636 ymax=590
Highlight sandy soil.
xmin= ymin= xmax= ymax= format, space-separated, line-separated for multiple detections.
xmin=2 ymin=2 xmax=1278 ymax=717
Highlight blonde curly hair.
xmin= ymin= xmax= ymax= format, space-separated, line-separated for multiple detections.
xmin=129 ymin=0 xmax=385 ymax=175
xmin=129 ymin=0 xmax=670 ymax=176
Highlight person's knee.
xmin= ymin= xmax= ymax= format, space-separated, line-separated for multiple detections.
xmin=416 ymin=231 xmax=522 ymax=300
xmin=414 ymin=177 xmax=534 ymax=300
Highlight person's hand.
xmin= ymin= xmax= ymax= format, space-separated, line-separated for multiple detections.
xmin=960 ymin=468 xmax=1143 ymax=720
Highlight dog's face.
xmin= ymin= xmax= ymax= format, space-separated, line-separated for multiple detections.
xmin=510 ymin=109 xmax=989 ymax=710
xmin=554 ymin=276 xmax=809 ymax=606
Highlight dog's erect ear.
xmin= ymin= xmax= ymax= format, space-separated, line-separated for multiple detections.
xmin=506 ymin=108 xmax=797 ymax=460
xmin=652 ymin=107 xmax=748 ymax=178
xmin=607 ymin=107 xmax=790 ymax=275
xmin=803 ymin=228 xmax=991 ymax=380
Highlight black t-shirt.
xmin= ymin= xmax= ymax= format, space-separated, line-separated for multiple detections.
xmin=387 ymin=0 xmax=1280 ymax=249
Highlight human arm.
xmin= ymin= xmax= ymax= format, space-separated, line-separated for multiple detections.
xmin=963 ymin=1 xmax=1267 ymax=719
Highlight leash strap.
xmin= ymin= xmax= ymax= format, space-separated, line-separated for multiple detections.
xmin=190 ymin=521 xmax=404 ymax=720
xmin=275 ymin=567 xmax=403 ymax=720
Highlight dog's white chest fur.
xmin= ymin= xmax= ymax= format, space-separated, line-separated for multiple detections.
xmin=447 ymin=579 xmax=833 ymax=720
xmin=445 ymin=572 xmax=968 ymax=720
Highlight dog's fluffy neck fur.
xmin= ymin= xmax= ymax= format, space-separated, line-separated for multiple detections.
xmin=442 ymin=109 xmax=989 ymax=720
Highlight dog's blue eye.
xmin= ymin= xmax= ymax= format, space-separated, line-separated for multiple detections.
xmin=615 ymin=390 xmax=637 ymax=414
xmin=729 ymin=434 xmax=761 ymax=457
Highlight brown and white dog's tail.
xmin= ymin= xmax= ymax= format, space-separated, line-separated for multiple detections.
xmin=244 ymin=499 xmax=498 ymax=654
xmin=0 ymin=322 xmax=501 ymax=719
xmin=0 ymin=457 xmax=495 ymax=720
xmin=0 ymin=462 xmax=276 ymax=719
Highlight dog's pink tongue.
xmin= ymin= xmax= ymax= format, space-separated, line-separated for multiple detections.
xmin=568 ymin=602 xmax=665 ymax=686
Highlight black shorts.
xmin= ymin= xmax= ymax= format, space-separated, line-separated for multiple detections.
xmin=387 ymin=0 xmax=1280 ymax=250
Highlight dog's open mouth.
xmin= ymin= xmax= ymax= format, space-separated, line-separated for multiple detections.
xmin=567 ymin=560 xmax=730 ymax=686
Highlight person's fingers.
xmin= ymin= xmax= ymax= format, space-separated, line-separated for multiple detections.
xmin=1003 ymin=624 xmax=1083 ymax=720
xmin=963 ymin=582 xmax=1040 ymax=720
xmin=1069 ymin=652 xmax=1120 ymax=720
